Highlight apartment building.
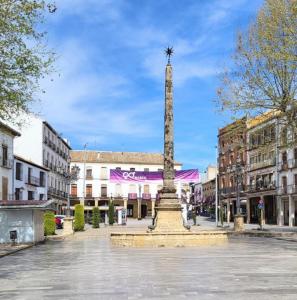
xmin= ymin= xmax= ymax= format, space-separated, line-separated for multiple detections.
xmin=0 ymin=121 xmax=20 ymax=200
xmin=70 ymin=151 xmax=198 ymax=220
xmin=13 ymin=113 xmax=71 ymax=213
xmin=218 ymin=118 xmax=247 ymax=223
xmin=246 ymin=112 xmax=278 ymax=225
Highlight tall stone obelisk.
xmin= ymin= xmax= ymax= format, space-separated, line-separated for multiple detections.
xmin=152 ymin=48 xmax=189 ymax=232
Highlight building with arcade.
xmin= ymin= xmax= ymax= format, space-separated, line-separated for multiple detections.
xmin=69 ymin=150 xmax=199 ymax=220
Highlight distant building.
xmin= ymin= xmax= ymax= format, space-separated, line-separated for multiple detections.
xmin=12 ymin=113 xmax=71 ymax=213
xmin=70 ymin=151 xmax=197 ymax=220
xmin=0 ymin=121 xmax=20 ymax=200
xmin=202 ymin=178 xmax=216 ymax=215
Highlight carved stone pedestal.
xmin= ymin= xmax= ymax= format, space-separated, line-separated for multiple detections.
xmin=63 ymin=217 xmax=74 ymax=235
xmin=234 ymin=214 xmax=244 ymax=232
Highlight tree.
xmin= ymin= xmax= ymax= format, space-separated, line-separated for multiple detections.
xmin=44 ymin=211 xmax=55 ymax=236
xmin=74 ymin=204 xmax=85 ymax=231
xmin=92 ymin=207 xmax=100 ymax=228
xmin=0 ymin=0 xmax=55 ymax=122
xmin=217 ymin=0 xmax=297 ymax=135
xmin=108 ymin=201 xmax=115 ymax=225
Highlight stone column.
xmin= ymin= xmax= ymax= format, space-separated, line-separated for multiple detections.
xmin=137 ymin=198 xmax=142 ymax=220
xmin=246 ymin=198 xmax=250 ymax=224
xmin=289 ymin=195 xmax=295 ymax=227
xmin=227 ymin=201 xmax=231 ymax=225
xmin=79 ymin=197 xmax=84 ymax=206
xmin=124 ymin=199 xmax=128 ymax=210
xmin=151 ymin=200 xmax=156 ymax=218
xmin=260 ymin=195 xmax=265 ymax=227
xmin=277 ymin=196 xmax=283 ymax=225
xmin=95 ymin=199 xmax=98 ymax=207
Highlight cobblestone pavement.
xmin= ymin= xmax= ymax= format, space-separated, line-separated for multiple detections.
xmin=0 ymin=219 xmax=297 ymax=300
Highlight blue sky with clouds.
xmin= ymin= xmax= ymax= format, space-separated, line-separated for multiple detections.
xmin=34 ymin=0 xmax=263 ymax=171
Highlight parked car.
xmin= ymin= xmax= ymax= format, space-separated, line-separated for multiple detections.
xmin=55 ymin=215 xmax=65 ymax=229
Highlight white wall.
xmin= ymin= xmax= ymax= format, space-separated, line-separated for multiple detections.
xmin=14 ymin=158 xmax=48 ymax=200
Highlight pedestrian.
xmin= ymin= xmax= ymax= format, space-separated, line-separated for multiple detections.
xmin=192 ymin=206 xmax=197 ymax=226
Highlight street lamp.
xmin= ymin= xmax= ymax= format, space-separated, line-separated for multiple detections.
xmin=65 ymin=165 xmax=80 ymax=217
xmin=235 ymin=155 xmax=243 ymax=215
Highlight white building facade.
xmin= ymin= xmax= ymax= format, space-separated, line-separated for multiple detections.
xmin=12 ymin=113 xmax=71 ymax=213
xmin=14 ymin=156 xmax=48 ymax=201
xmin=0 ymin=121 xmax=20 ymax=200
xmin=70 ymin=151 xmax=188 ymax=219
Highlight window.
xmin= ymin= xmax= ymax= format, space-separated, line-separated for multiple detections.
xmin=71 ymin=184 xmax=77 ymax=196
xmin=40 ymin=171 xmax=45 ymax=187
xmin=15 ymin=188 xmax=22 ymax=200
xmin=130 ymin=167 xmax=135 ymax=172
xmin=282 ymin=176 xmax=287 ymax=193
xmin=86 ymin=168 xmax=92 ymax=179
xmin=101 ymin=184 xmax=107 ymax=197
xmin=86 ymin=184 xmax=92 ymax=197
xmin=116 ymin=167 xmax=121 ymax=170
xmin=294 ymin=174 xmax=297 ymax=186
xmin=28 ymin=167 xmax=32 ymax=183
xmin=281 ymin=128 xmax=287 ymax=145
xmin=100 ymin=167 xmax=108 ymax=180
xmin=144 ymin=168 xmax=149 ymax=172
xmin=282 ymin=152 xmax=287 ymax=164
xmin=16 ymin=162 xmax=23 ymax=180
xmin=294 ymin=148 xmax=297 ymax=160
xmin=158 ymin=169 xmax=163 ymax=172
xmin=28 ymin=191 xmax=34 ymax=200
xmin=39 ymin=194 xmax=44 ymax=200
xmin=2 ymin=145 xmax=8 ymax=166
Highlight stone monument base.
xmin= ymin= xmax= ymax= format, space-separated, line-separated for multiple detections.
xmin=234 ymin=214 xmax=244 ymax=232
xmin=110 ymin=231 xmax=228 ymax=247
xmin=62 ymin=217 xmax=74 ymax=235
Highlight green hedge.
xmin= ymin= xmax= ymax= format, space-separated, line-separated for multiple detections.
xmin=74 ymin=204 xmax=85 ymax=231
xmin=108 ymin=201 xmax=115 ymax=225
xmin=44 ymin=211 xmax=55 ymax=236
xmin=92 ymin=207 xmax=100 ymax=228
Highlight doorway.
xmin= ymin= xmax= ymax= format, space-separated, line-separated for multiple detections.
xmin=127 ymin=204 xmax=133 ymax=217
xmin=141 ymin=204 xmax=147 ymax=218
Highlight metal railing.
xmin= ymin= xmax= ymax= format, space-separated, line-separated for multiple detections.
xmin=248 ymin=158 xmax=276 ymax=171
xmin=1 ymin=158 xmax=13 ymax=169
xmin=247 ymin=182 xmax=276 ymax=192
xmin=27 ymin=175 xmax=40 ymax=186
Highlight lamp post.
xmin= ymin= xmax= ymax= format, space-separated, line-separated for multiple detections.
xmin=65 ymin=165 xmax=80 ymax=217
xmin=63 ymin=165 xmax=80 ymax=235
xmin=234 ymin=155 xmax=244 ymax=231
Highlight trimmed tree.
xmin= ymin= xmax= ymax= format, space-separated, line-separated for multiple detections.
xmin=74 ymin=204 xmax=85 ymax=231
xmin=108 ymin=201 xmax=115 ymax=225
xmin=44 ymin=211 xmax=55 ymax=236
xmin=92 ymin=207 xmax=100 ymax=228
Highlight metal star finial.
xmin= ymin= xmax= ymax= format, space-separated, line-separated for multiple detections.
xmin=165 ymin=46 xmax=174 ymax=63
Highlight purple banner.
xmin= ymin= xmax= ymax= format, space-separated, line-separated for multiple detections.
xmin=110 ymin=169 xmax=199 ymax=183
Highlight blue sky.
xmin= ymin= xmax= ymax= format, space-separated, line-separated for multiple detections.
xmin=34 ymin=0 xmax=263 ymax=171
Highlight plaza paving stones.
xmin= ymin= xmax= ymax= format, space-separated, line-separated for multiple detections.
xmin=0 ymin=219 xmax=297 ymax=299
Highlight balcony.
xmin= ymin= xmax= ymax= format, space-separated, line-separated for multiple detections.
xmin=85 ymin=193 xmax=93 ymax=199
xmin=43 ymin=136 xmax=48 ymax=144
xmin=142 ymin=193 xmax=151 ymax=200
xmin=26 ymin=175 xmax=40 ymax=186
xmin=43 ymin=159 xmax=49 ymax=167
xmin=86 ymin=175 xmax=93 ymax=180
xmin=128 ymin=193 xmax=137 ymax=200
xmin=280 ymin=162 xmax=289 ymax=171
xmin=249 ymin=158 xmax=276 ymax=171
xmin=247 ymin=182 xmax=276 ymax=193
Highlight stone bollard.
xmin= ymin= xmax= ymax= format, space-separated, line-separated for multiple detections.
xmin=63 ymin=217 xmax=74 ymax=235
xmin=234 ymin=214 xmax=244 ymax=232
